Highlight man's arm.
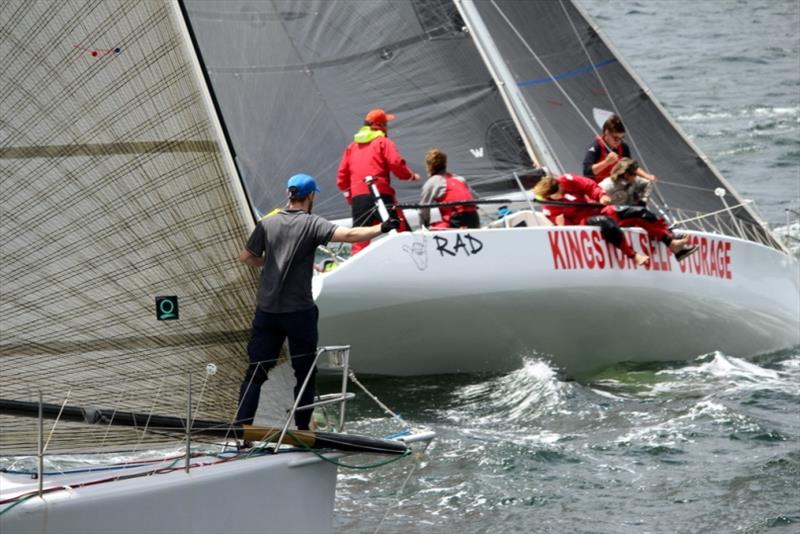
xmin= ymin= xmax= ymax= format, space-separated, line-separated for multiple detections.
xmin=239 ymin=248 xmax=264 ymax=268
xmin=330 ymin=220 xmax=398 ymax=243
xmin=383 ymin=139 xmax=420 ymax=182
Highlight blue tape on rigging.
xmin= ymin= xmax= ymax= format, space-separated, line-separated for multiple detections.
xmin=517 ymin=58 xmax=618 ymax=87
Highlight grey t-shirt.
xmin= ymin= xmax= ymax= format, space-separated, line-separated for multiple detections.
xmin=246 ymin=209 xmax=337 ymax=313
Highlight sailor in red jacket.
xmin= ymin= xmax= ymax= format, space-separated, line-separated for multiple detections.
xmin=336 ymin=108 xmax=421 ymax=254
xmin=534 ymin=174 xmax=650 ymax=266
xmin=418 ymin=148 xmax=480 ymax=229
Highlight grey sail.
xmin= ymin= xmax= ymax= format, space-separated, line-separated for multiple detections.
xmin=0 ymin=1 xmax=257 ymax=452
xmin=463 ymin=0 xmax=780 ymax=249
xmin=182 ymin=0 xmax=538 ymax=220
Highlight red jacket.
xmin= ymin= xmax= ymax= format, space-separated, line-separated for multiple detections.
xmin=336 ymin=132 xmax=414 ymax=201
xmin=541 ymin=174 xmax=604 ymax=225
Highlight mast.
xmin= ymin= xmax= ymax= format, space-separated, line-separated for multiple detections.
xmin=455 ymin=0 xmax=561 ymax=175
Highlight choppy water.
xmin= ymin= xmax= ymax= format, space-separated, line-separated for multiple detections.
xmin=333 ymin=1 xmax=800 ymax=532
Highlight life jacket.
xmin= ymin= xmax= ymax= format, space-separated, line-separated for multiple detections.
xmin=593 ymin=134 xmax=625 ymax=182
xmin=433 ymin=173 xmax=478 ymax=229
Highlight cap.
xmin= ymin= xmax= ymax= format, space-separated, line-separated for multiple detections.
xmin=287 ymin=173 xmax=321 ymax=199
xmin=365 ymin=108 xmax=395 ymax=125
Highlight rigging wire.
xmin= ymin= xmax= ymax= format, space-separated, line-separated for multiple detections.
xmin=555 ymin=0 xmax=675 ymax=224
xmin=487 ymin=0 xmax=678 ymax=222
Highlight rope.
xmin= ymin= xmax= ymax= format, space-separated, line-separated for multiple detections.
xmin=395 ymin=197 xmax=605 ymax=210
xmin=672 ymin=200 xmax=753 ymax=225
xmin=348 ymin=370 xmax=409 ymax=429
xmin=372 ymin=439 xmax=433 ymax=534
xmin=42 ymin=389 xmax=71 ymax=453
xmin=289 ymin=434 xmax=413 ymax=470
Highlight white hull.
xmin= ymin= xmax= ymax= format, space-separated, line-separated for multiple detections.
xmin=0 ymin=451 xmax=337 ymax=534
xmin=316 ymin=226 xmax=800 ymax=378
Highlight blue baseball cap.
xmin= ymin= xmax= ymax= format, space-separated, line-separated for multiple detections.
xmin=287 ymin=173 xmax=321 ymax=199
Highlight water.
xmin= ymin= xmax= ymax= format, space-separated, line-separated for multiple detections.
xmin=332 ymin=1 xmax=800 ymax=532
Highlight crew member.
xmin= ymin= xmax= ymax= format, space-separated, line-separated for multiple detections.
xmin=236 ymin=173 xmax=399 ymax=431
xmin=600 ymin=159 xmax=697 ymax=261
xmin=533 ymin=173 xmax=649 ymax=266
xmin=336 ymin=108 xmax=420 ymax=254
xmin=582 ymin=114 xmax=657 ymax=183
xmin=418 ymin=148 xmax=480 ymax=229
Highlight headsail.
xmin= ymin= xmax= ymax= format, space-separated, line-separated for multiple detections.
xmin=0 ymin=1 xmax=257 ymax=452
xmin=182 ymin=0 xmax=538 ymax=220
xmin=459 ymin=0 xmax=780 ymax=249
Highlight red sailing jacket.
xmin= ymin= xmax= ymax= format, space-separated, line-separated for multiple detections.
xmin=336 ymin=132 xmax=414 ymax=201
xmin=433 ymin=173 xmax=478 ymax=229
xmin=541 ymin=174 xmax=604 ymax=225
xmin=593 ymin=134 xmax=626 ymax=182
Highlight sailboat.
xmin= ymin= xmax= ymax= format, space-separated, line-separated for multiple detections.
xmin=178 ymin=0 xmax=799 ymax=378
xmin=0 ymin=1 xmax=430 ymax=532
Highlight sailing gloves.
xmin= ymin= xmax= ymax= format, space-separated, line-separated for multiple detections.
xmin=380 ymin=218 xmax=400 ymax=233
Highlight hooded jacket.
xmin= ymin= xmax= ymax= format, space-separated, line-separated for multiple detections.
xmin=336 ymin=126 xmax=415 ymax=201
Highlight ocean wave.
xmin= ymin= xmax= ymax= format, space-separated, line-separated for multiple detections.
xmin=447 ymin=355 xmax=573 ymax=423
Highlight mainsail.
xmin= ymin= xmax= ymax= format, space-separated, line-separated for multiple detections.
xmin=182 ymin=0 xmax=537 ymax=220
xmin=0 ymin=1 xmax=257 ymax=452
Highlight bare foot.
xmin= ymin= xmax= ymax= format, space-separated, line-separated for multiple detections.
xmin=669 ymin=236 xmax=690 ymax=252
xmin=635 ymin=253 xmax=650 ymax=266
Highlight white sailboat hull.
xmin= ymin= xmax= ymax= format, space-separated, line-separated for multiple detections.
xmin=0 ymin=452 xmax=337 ymax=534
xmin=316 ymin=226 xmax=800 ymax=378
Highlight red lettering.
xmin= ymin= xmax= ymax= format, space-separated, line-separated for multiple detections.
xmin=592 ymin=231 xmax=606 ymax=269
xmin=662 ymin=241 xmax=672 ymax=272
xmin=566 ymin=232 xmax=585 ymax=269
xmin=625 ymin=235 xmax=636 ymax=269
xmin=580 ymin=230 xmax=595 ymax=269
xmin=709 ymin=240 xmax=719 ymax=277
xmin=701 ymin=237 xmax=710 ymax=275
xmin=548 ymin=231 xmax=567 ymax=270
xmin=724 ymin=242 xmax=732 ymax=279
xmin=639 ymin=234 xmax=652 ymax=271
xmin=692 ymin=237 xmax=703 ymax=274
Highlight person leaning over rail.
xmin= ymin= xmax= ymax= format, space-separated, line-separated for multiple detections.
xmin=336 ymin=108 xmax=421 ymax=255
xmin=599 ymin=157 xmax=652 ymax=206
xmin=236 ymin=173 xmax=399 ymax=431
xmin=418 ymin=148 xmax=480 ymax=230
xmin=533 ymin=173 xmax=650 ymax=266
xmin=599 ymin=159 xmax=697 ymax=262
xmin=582 ymin=114 xmax=657 ymax=183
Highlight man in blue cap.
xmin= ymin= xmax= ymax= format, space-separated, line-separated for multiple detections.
xmin=235 ymin=174 xmax=398 ymax=431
